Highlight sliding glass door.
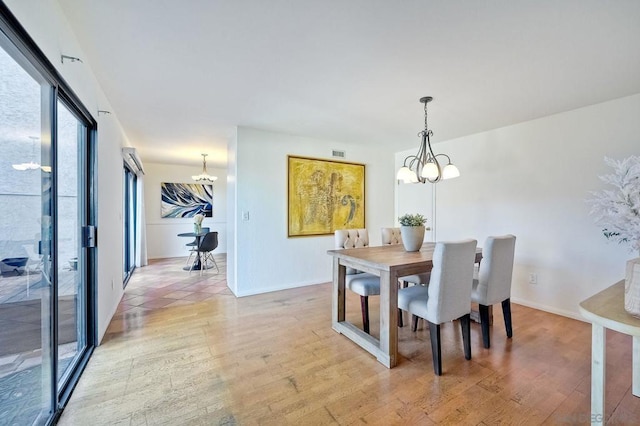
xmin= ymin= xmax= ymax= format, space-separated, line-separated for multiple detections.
xmin=123 ymin=165 xmax=137 ymax=285
xmin=0 ymin=38 xmax=54 ymax=426
xmin=0 ymin=8 xmax=95 ymax=425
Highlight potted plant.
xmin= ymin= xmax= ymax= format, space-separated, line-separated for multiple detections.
xmin=589 ymin=155 xmax=640 ymax=317
xmin=398 ymin=213 xmax=427 ymax=252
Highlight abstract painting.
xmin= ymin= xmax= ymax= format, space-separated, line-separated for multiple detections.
xmin=288 ymin=155 xmax=365 ymax=237
xmin=161 ymin=182 xmax=213 ymax=218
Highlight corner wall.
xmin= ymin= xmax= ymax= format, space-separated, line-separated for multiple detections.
xmin=396 ymin=93 xmax=640 ymax=319
xmin=143 ymin=162 xmax=227 ymax=259
xmin=230 ymin=127 xmax=395 ymax=296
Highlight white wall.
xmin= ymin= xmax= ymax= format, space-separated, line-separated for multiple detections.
xmin=227 ymin=129 xmax=238 ymax=294
xmin=144 ymin=162 xmax=227 ymax=258
xmin=396 ymin=94 xmax=640 ymax=319
xmin=5 ymin=0 xmax=131 ymax=341
xmin=230 ymin=127 xmax=396 ymax=296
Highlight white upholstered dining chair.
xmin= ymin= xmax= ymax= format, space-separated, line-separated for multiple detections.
xmin=335 ymin=229 xmax=380 ymax=334
xmin=398 ymin=239 xmax=477 ymax=375
xmin=471 ymin=234 xmax=516 ymax=349
xmin=381 ymin=227 xmax=430 ymax=327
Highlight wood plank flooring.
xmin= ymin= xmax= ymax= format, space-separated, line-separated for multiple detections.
xmin=58 ymin=256 xmax=640 ymax=425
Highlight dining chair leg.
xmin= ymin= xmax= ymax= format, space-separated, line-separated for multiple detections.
xmin=479 ymin=304 xmax=491 ymax=349
xmin=210 ymin=254 xmax=219 ymax=273
xmin=502 ymin=298 xmax=513 ymax=338
xmin=397 ymin=280 xmax=408 ymax=328
xmin=460 ymin=313 xmax=472 ymax=360
xmin=360 ymin=296 xmax=370 ymax=334
xmin=411 ymin=314 xmax=419 ymax=332
xmin=428 ymin=321 xmax=442 ymax=375
xmin=185 ymin=250 xmax=195 ymax=265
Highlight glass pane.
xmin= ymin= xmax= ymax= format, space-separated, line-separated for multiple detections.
xmin=0 ymin=43 xmax=53 ymax=424
xmin=123 ymin=167 xmax=136 ymax=285
xmin=123 ymin=168 xmax=127 ymax=278
xmin=55 ymin=101 xmax=86 ymax=387
xmin=129 ymin=174 xmax=136 ymax=270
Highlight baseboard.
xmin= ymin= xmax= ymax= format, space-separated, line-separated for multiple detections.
xmin=234 ymin=279 xmax=328 ymax=297
xmin=510 ymin=297 xmax=587 ymax=323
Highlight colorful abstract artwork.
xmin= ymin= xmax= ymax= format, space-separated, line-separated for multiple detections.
xmin=161 ymin=182 xmax=213 ymax=218
xmin=288 ymin=155 xmax=365 ymax=237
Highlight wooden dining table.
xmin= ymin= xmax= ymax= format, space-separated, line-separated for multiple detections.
xmin=327 ymin=242 xmax=483 ymax=368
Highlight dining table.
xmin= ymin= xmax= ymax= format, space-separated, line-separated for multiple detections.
xmin=327 ymin=242 xmax=483 ymax=368
xmin=177 ymin=231 xmax=208 ymax=271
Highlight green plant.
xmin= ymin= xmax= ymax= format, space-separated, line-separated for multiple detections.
xmin=398 ymin=213 xmax=427 ymax=227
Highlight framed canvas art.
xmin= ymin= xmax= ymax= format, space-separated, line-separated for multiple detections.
xmin=288 ymin=155 xmax=365 ymax=237
xmin=161 ymin=182 xmax=213 ymax=218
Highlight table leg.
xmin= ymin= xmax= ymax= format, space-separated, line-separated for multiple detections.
xmin=591 ymin=324 xmax=606 ymax=425
xmin=194 ymin=236 xmax=203 ymax=269
xmin=633 ymin=335 xmax=640 ymax=397
xmin=378 ymin=270 xmax=397 ymax=368
xmin=332 ymin=258 xmax=346 ymax=327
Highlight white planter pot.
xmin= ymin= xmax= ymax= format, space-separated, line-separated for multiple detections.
xmin=400 ymin=225 xmax=425 ymax=252
xmin=625 ymin=257 xmax=640 ymax=318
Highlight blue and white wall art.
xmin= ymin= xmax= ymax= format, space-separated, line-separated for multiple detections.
xmin=161 ymin=182 xmax=213 ymax=218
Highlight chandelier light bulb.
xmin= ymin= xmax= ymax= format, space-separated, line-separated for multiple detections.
xmin=442 ymin=163 xmax=460 ymax=179
xmin=396 ymin=166 xmax=413 ymax=181
xmin=421 ymin=162 xmax=440 ymax=179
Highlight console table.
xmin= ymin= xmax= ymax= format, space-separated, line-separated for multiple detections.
xmin=579 ymin=280 xmax=640 ymax=424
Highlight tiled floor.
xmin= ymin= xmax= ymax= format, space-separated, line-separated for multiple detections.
xmin=107 ymin=254 xmax=230 ymax=337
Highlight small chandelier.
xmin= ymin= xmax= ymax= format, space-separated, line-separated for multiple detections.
xmin=192 ymin=154 xmax=217 ymax=182
xmin=12 ymin=136 xmax=50 ymax=172
xmin=396 ymin=96 xmax=460 ymax=184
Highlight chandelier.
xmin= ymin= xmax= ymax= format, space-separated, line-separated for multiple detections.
xmin=12 ymin=136 xmax=51 ymax=172
xmin=396 ymin=97 xmax=460 ymax=184
xmin=192 ymin=154 xmax=217 ymax=182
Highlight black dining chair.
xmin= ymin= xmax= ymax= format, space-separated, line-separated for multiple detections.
xmin=185 ymin=227 xmax=210 ymax=265
xmin=189 ymin=231 xmax=219 ymax=275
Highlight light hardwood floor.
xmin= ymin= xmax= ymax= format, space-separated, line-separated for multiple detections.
xmin=59 ymin=256 xmax=640 ymax=425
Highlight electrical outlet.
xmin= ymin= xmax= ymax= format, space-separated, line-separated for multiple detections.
xmin=242 ymin=211 xmax=250 ymax=221
xmin=529 ymin=273 xmax=538 ymax=285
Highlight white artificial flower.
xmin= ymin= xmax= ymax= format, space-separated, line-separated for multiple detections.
xmin=588 ymin=156 xmax=640 ymax=253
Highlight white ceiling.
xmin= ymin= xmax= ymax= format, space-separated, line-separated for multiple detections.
xmin=57 ymin=0 xmax=640 ymax=168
